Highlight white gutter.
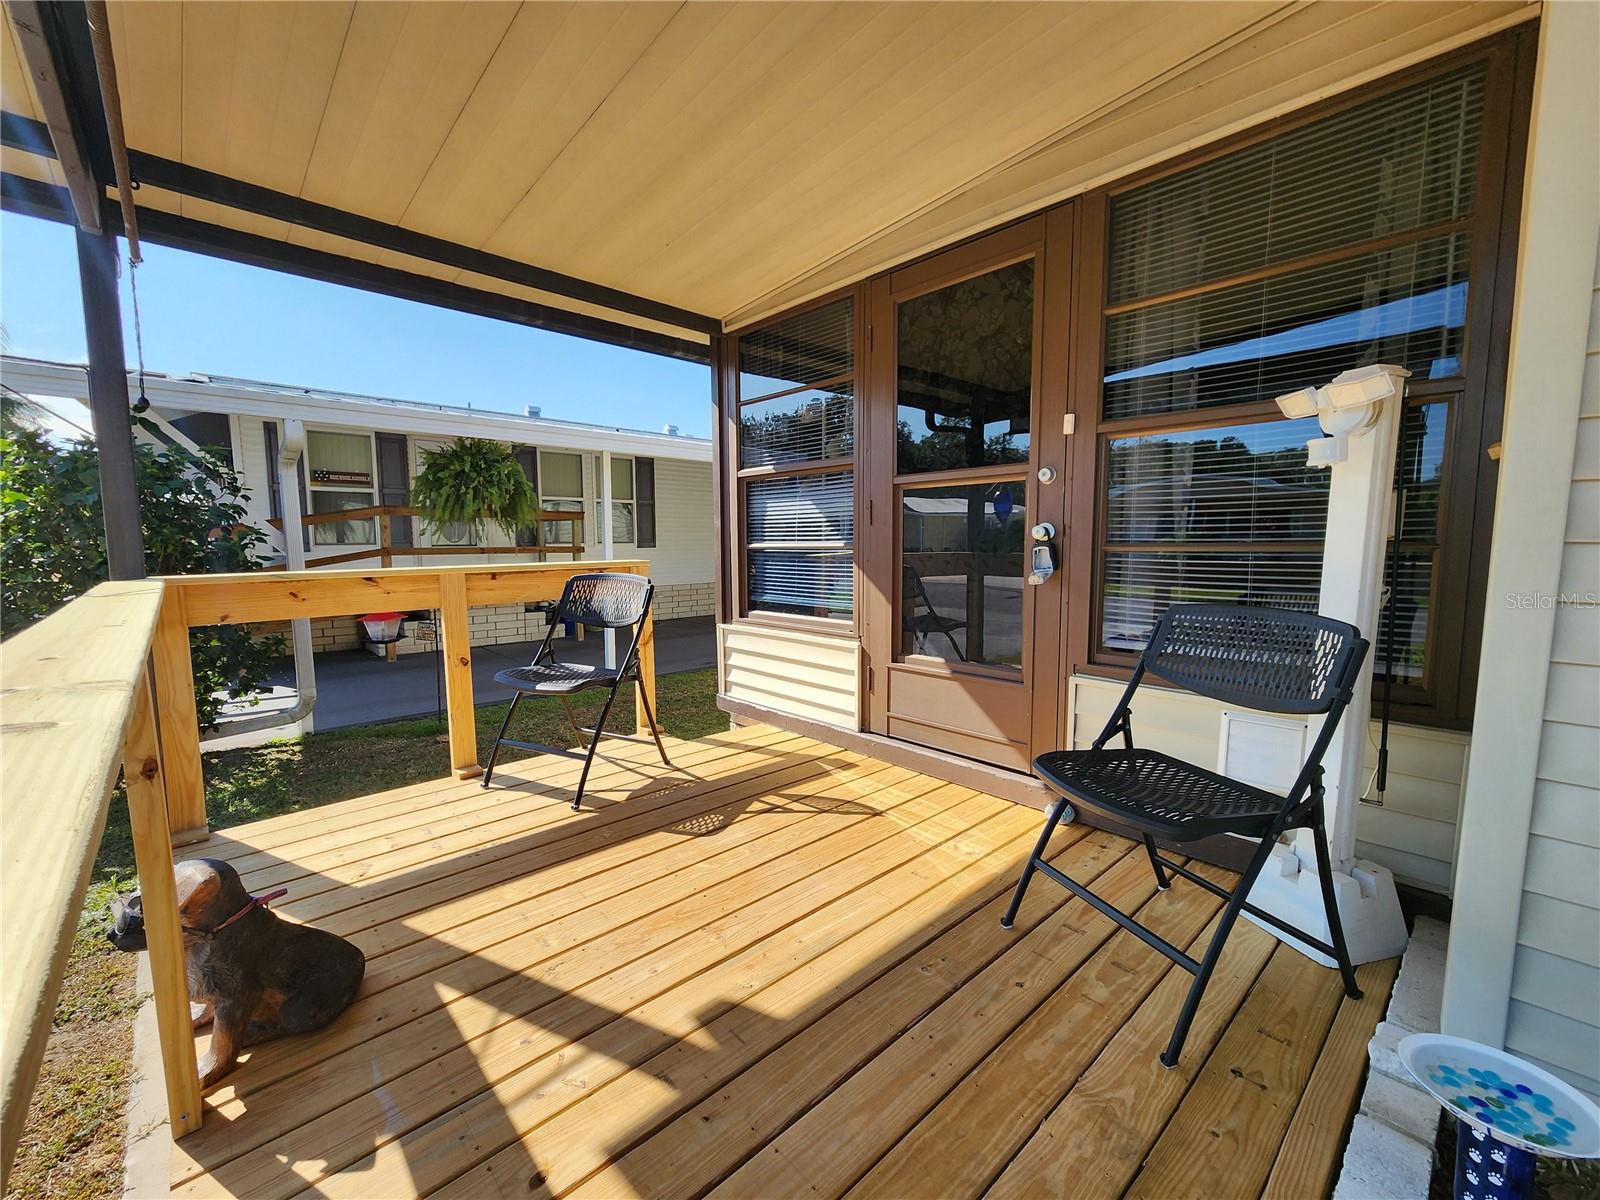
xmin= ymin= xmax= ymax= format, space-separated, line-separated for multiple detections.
xmin=204 ymin=418 xmax=318 ymax=739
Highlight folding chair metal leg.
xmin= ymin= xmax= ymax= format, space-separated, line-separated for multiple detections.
xmin=572 ymin=682 xmax=623 ymax=812
xmin=1311 ymin=817 xmax=1363 ymax=1000
xmin=1160 ymin=832 xmax=1279 ymax=1069
xmin=635 ymin=679 xmax=671 ymax=768
xmin=481 ymin=692 xmax=523 ymax=789
xmin=1001 ymin=798 xmax=1071 ymax=930
xmin=1143 ymin=835 xmax=1171 ymax=890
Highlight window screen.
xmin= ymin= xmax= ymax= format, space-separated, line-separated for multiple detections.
xmin=1100 ymin=419 xmax=1329 ymax=652
xmin=745 ymin=472 xmax=854 ymax=619
xmin=1095 ymin=61 xmax=1490 ymax=657
xmin=1103 ymin=65 xmax=1486 ymax=422
xmin=737 ymin=297 xmax=856 ymax=620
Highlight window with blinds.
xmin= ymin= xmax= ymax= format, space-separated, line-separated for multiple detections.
xmin=1103 ymin=64 xmax=1487 ymax=423
xmin=737 ymin=297 xmax=856 ymax=620
xmin=1095 ymin=60 xmax=1491 ymax=659
xmin=1100 ymin=419 xmax=1329 ymax=650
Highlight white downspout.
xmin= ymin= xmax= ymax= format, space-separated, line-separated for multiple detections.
xmin=205 ymin=417 xmax=318 ymax=738
xmin=600 ymin=449 xmax=616 ymax=669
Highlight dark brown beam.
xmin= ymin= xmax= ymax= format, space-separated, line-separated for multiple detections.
xmin=2 ymin=2 xmax=101 ymax=231
xmin=0 ymin=172 xmax=711 ymax=365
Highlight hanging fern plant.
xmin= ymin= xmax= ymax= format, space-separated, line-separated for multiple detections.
xmin=410 ymin=437 xmax=538 ymax=542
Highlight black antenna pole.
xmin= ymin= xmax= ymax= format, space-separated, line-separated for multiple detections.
xmin=1375 ymin=394 xmax=1408 ymax=796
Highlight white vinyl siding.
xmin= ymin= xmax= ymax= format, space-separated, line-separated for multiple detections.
xmin=234 ymin=416 xmax=278 ymax=545
xmin=719 ymin=624 xmax=861 ymax=730
xmin=632 ymin=457 xmax=714 ymax=586
xmin=1503 ymin=257 xmax=1600 ymax=1099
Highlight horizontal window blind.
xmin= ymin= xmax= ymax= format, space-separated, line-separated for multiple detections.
xmin=1108 ymin=66 xmax=1487 ymax=304
xmin=1105 ymin=418 xmax=1329 ymax=545
xmin=739 ymin=297 xmax=854 ymax=399
xmin=1100 ymin=417 xmax=1328 ymax=653
xmin=1101 ymin=550 xmax=1327 ymax=652
xmin=744 ymin=470 xmax=855 ymax=618
xmin=747 ymin=550 xmax=854 ymax=620
xmin=746 ymin=471 xmax=854 ymax=546
xmin=1105 ymin=232 xmax=1471 ymax=420
xmin=1094 ymin=59 xmax=1494 ymax=666
xmin=741 ymin=386 xmax=854 ymax=468
xmin=737 ymin=296 xmax=857 ymax=621
xmin=1104 ymin=62 xmax=1487 ymax=423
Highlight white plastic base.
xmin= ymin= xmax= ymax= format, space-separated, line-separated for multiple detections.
xmin=1246 ymin=842 xmax=1409 ymax=967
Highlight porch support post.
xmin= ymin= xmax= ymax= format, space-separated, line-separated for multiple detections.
xmin=1442 ymin=3 xmax=1600 ymax=1050
xmin=600 ymin=449 xmax=616 ymax=669
xmin=74 ymin=224 xmax=145 ymax=580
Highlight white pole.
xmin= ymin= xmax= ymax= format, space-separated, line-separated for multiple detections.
xmin=599 ymin=450 xmax=616 ymax=669
xmin=1247 ymin=366 xmax=1409 ymax=966
xmin=214 ymin=418 xmax=318 ymax=737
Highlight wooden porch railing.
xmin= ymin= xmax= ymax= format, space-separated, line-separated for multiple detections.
xmin=262 ymin=504 xmax=586 ymax=571
xmin=0 ymin=561 xmax=654 ymax=1172
xmin=0 ymin=579 xmax=199 ymax=1183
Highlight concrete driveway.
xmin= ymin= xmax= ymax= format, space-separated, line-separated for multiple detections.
xmin=207 ymin=616 xmax=715 ymax=745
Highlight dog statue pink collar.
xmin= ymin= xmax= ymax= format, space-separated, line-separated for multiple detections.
xmin=184 ymin=887 xmax=290 ymax=938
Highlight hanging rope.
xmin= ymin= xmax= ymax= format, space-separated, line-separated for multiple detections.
xmin=128 ymin=258 xmax=149 ymax=413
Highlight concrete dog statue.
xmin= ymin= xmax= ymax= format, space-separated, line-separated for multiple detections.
xmin=107 ymin=857 xmax=364 ymax=1087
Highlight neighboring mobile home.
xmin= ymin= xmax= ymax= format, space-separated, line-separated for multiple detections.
xmin=1 ymin=356 xmax=716 ymax=654
xmin=0 ymin=2 xmax=1594 ymax=1194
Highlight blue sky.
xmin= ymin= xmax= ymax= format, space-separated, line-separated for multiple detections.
xmin=0 ymin=211 xmax=714 ymax=437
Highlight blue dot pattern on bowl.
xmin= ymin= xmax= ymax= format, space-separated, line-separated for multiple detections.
xmin=1428 ymin=1063 xmax=1575 ymax=1150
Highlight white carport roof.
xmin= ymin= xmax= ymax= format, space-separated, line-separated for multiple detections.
xmin=0 ymin=354 xmax=712 ymax=461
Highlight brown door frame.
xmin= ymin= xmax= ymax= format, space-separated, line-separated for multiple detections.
xmin=860 ymin=212 xmax=1075 ymax=767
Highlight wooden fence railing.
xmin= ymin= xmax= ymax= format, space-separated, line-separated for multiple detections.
xmin=0 ymin=561 xmax=654 ymax=1170
xmin=263 ymin=504 xmax=586 ymax=570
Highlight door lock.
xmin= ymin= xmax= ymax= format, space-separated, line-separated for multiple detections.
xmin=1028 ymin=543 xmax=1058 ymax=585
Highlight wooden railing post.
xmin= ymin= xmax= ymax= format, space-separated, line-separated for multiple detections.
xmin=636 ymin=594 xmax=659 ymax=737
xmin=438 ymin=572 xmax=481 ymax=779
xmin=122 ymin=664 xmax=203 ymax=1138
xmin=150 ymin=588 xmax=207 ymax=843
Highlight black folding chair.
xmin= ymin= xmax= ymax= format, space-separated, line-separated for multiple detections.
xmin=902 ymin=562 xmax=968 ymax=661
xmin=1002 ymin=603 xmax=1369 ymax=1067
xmin=481 ymin=572 xmax=670 ymax=810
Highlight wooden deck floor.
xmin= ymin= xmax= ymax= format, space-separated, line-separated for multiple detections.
xmin=133 ymin=723 xmax=1398 ymax=1199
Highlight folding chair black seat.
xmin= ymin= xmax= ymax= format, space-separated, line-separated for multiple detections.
xmin=1003 ymin=603 xmax=1370 ymax=1068
xmin=1032 ymin=751 xmax=1287 ymax=841
xmin=481 ymin=572 xmax=670 ymax=809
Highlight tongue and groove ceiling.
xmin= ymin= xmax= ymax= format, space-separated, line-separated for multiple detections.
xmin=0 ymin=1 xmax=1535 ymax=341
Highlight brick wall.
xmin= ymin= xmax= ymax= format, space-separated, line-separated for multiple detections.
xmin=386 ymin=605 xmax=553 ymax=656
xmin=258 ymin=585 xmax=711 ymax=661
xmin=653 ymin=581 xmax=714 ymax=621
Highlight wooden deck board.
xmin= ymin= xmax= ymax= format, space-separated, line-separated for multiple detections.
xmin=134 ymin=726 xmax=1397 ymax=1199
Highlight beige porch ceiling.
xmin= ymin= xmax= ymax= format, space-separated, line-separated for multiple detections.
xmin=4 ymin=0 xmax=1536 ymax=335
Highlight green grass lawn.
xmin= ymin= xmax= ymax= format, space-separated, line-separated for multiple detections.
xmin=6 ymin=668 xmax=723 ymax=1200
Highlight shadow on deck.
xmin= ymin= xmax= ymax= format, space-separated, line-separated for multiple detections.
xmin=124 ymin=723 xmax=1397 ymax=1200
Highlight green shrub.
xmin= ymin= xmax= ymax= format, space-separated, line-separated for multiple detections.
xmin=410 ymin=436 xmax=537 ymax=542
xmin=0 ymin=427 xmax=284 ymax=728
